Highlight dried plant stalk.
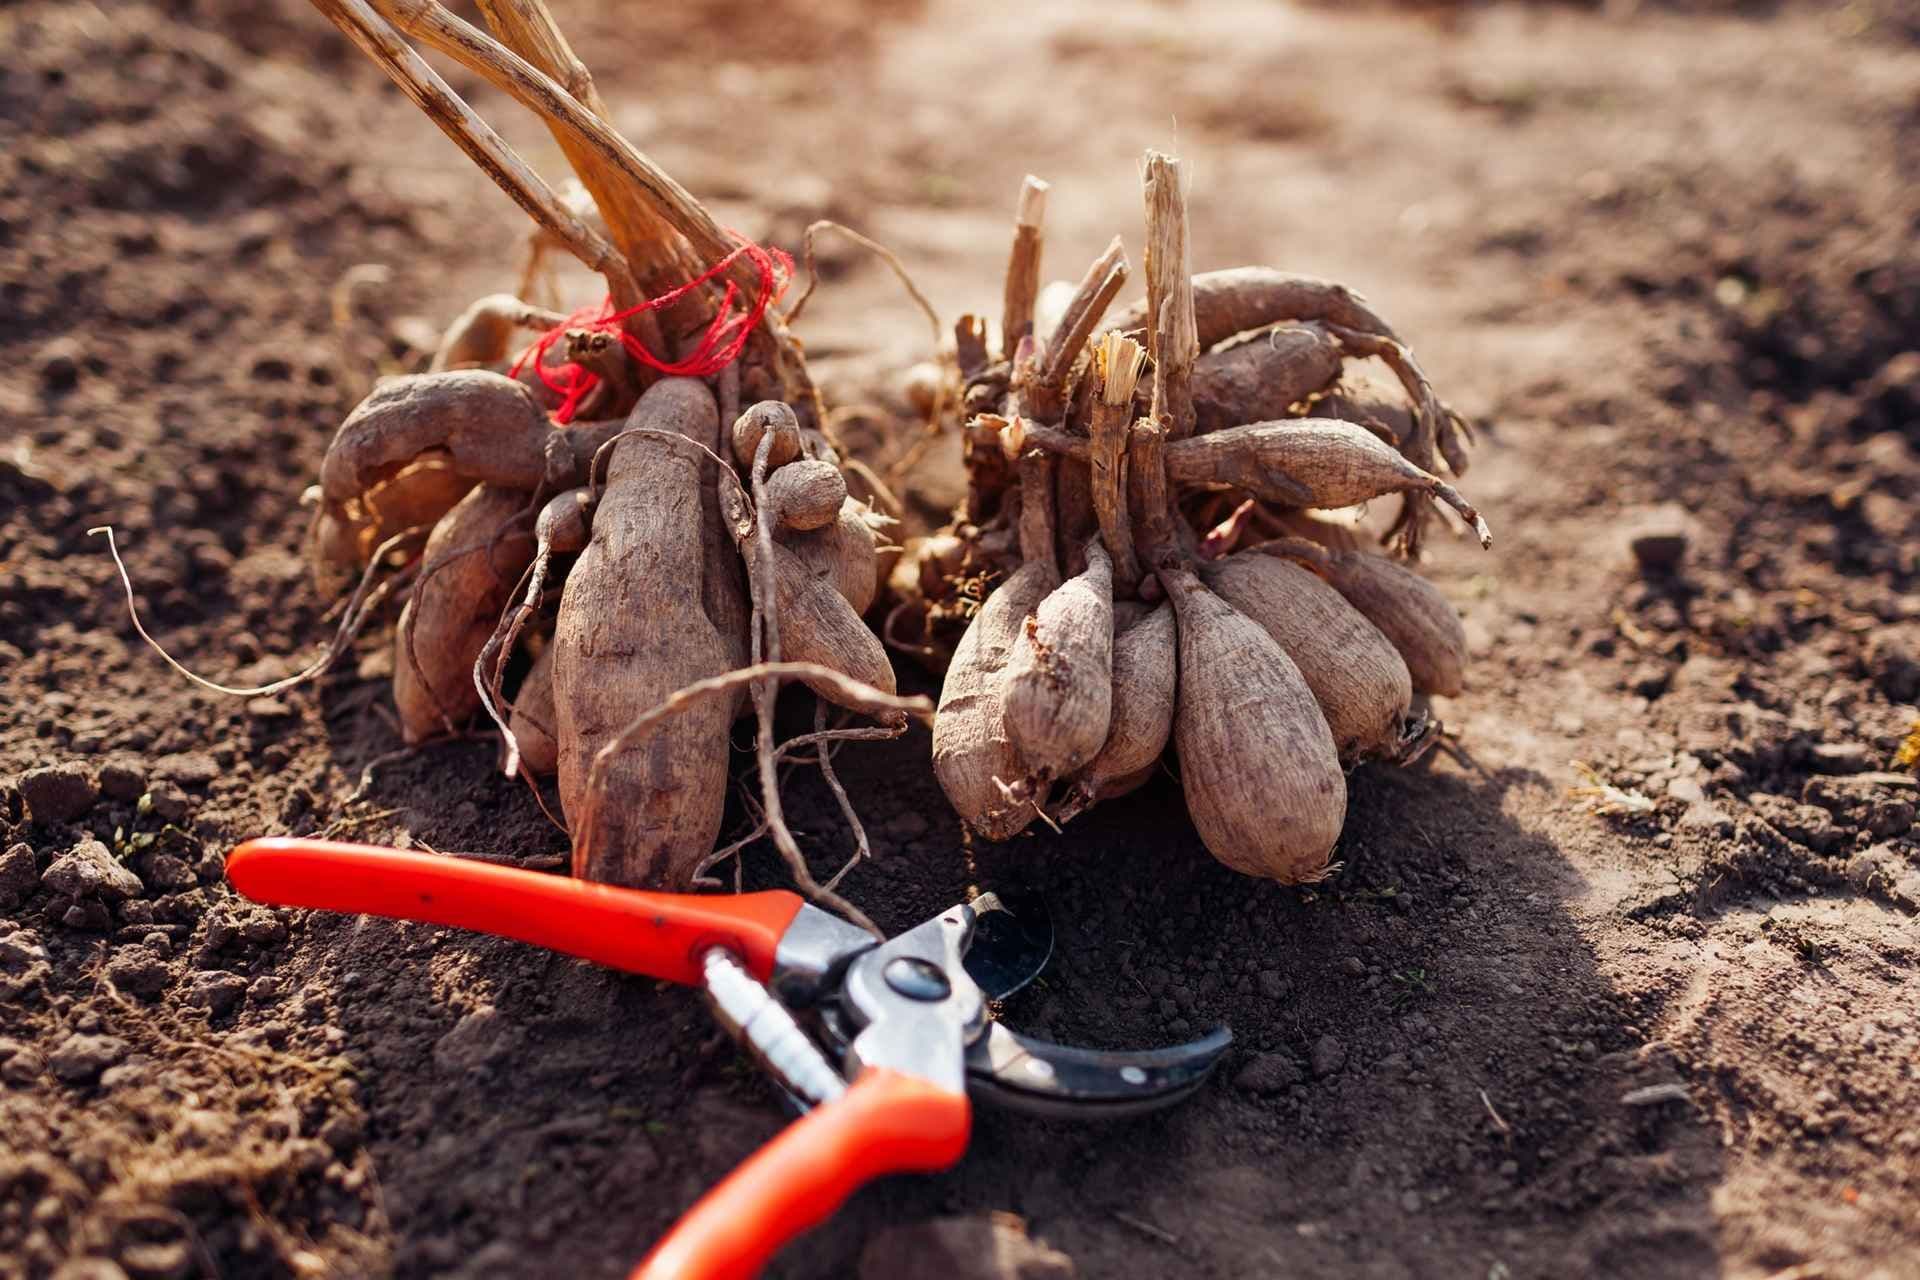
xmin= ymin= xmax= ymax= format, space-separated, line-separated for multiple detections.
xmin=1001 ymin=176 xmax=1050 ymax=362
xmin=313 ymin=0 xmax=638 ymax=303
xmin=364 ymin=0 xmax=759 ymax=301
xmin=1089 ymin=333 xmax=1146 ymax=594
xmin=1142 ymin=151 xmax=1198 ymax=441
xmin=1025 ymin=236 xmax=1129 ymax=422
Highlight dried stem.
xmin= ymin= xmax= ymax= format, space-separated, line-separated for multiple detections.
xmin=812 ymin=703 xmax=873 ymax=894
xmin=312 ymin=0 xmax=638 ymax=305
xmin=468 ymin=0 xmax=696 ymax=328
xmin=968 ymin=416 xmax=1087 ymax=463
xmin=365 ymin=0 xmax=759 ymax=302
xmin=1128 ymin=421 xmax=1176 ymax=569
xmin=95 ymin=523 xmax=419 ymax=699
xmin=784 ymin=220 xmax=942 ymax=342
xmin=1016 ymin=449 xmax=1059 ymax=574
xmin=1142 ymin=151 xmax=1198 ymax=441
xmin=1091 ymin=333 xmax=1146 ymax=593
xmin=1027 ymin=236 xmax=1130 ymax=422
xmin=1001 ymin=176 xmax=1050 ymax=362
xmin=955 ymin=314 xmax=991 ymax=380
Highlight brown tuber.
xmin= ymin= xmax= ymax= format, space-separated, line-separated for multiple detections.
xmin=933 ymin=452 xmax=1060 ymax=842
xmin=1002 ymin=538 xmax=1115 ymax=781
xmin=554 ymin=378 xmax=733 ymax=888
xmin=731 ymin=399 xmax=804 ymax=471
xmin=1162 ymin=564 xmax=1346 ymax=883
xmin=1165 ymin=419 xmax=1492 ymax=547
xmin=769 ymin=541 xmax=900 ymax=717
xmin=1055 ymin=600 xmax=1174 ymax=823
xmin=508 ymin=644 xmax=560 ymax=778
xmin=319 ymin=369 xmax=552 ymax=504
xmin=764 ymin=459 xmax=849 ymax=532
xmin=776 ymin=498 xmax=886 ymax=616
xmin=393 ymin=484 xmax=536 ymax=744
xmin=1202 ymin=553 xmax=1412 ymax=765
xmin=1191 ymin=323 xmax=1343 ymax=435
xmin=1311 ymin=549 xmax=1470 ymax=698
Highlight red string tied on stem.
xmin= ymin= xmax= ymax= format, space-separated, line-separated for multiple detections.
xmin=510 ymin=233 xmax=793 ymax=424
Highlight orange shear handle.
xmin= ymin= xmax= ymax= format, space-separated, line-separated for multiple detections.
xmin=226 ymin=838 xmax=804 ymax=986
xmin=632 ymin=1069 xmax=971 ymax=1280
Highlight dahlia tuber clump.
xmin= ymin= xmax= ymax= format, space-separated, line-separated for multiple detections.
xmin=895 ymin=152 xmax=1492 ymax=883
xmin=267 ymin=0 xmax=925 ymax=921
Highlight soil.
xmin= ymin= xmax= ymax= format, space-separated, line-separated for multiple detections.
xmin=3 ymin=1 xmax=1918 ymax=1278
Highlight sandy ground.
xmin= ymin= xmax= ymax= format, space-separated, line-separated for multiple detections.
xmin=2 ymin=1 xmax=1918 ymax=1277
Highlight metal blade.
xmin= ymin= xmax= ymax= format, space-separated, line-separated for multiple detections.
xmin=960 ymin=887 xmax=1053 ymax=1001
xmin=964 ymin=1021 xmax=1233 ymax=1119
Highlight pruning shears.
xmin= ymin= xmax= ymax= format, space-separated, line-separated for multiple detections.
xmin=225 ymin=838 xmax=1231 ymax=1279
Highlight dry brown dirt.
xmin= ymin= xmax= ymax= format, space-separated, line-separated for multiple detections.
xmin=3 ymin=1 xmax=1919 ymax=1277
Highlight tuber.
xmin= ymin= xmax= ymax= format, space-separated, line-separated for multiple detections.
xmin=1191 ymin=323 xmax=1343 ymax=435
xmin=393 ymin=484 xmax=536 ymax=744
xmin=1002 ymin=538 xmax=1115 ymax=781
xmin=1312 ymin=549 xmax=1469 ymax=698
xmin=553 ymin=378 xmax=733 ymax=888
xmin=1165 ymin=419 xmax=1492 ymax=547
xmin=1055 ymin=599 xmax=1174 ymax=823
xmin=1203 ymin=552 xmax=1412 ymax=765
xmin=764 ymin=458 xmax=849 ymax=532
xmin=1162 ymin=564 xmax=1346 ymax=882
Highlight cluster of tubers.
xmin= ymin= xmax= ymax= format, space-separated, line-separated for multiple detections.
xmin=906 ymin=159 xmax=1487 ymax=884
xmin=124 ymin=0 xmax=1490 ymax=913
xmin=284 ymin=0 xmax=921 ymax=918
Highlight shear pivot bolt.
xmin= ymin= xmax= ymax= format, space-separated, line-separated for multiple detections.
xmin=883 ymin=957 xmax=951 ymax=1001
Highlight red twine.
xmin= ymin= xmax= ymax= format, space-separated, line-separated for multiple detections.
xmin=510 ymin=233 xmax=794 ymax=424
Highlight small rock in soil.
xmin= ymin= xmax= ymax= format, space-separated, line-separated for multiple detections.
xmin=151 ymin=753 xmax=219 ymax=789
xmin=1235 ymin=1051 xmax=1306 ymax=1093
xmin=1 ymin=1044 xmax=46 ymax=1085
xmin=1666 ymin=776 xmax=1706 ymax=805
xmin=42 ymin=840 xmax=144 ymax=902
xmin=1621 ymin=503 xmax=1695 ymax=574
xmin=1807 ymin=742 xmax=1873 ymax=774
xmin=115 ymin=1241 xmax=191 ymax=1280
xmin=141 ymin=854 xmax=197 ymax=892
xmin=1748 ymin=794 xmax=1846 ymax=853
xmin=1311 ymin=1035 xmax=1347 ymax=1077
xmin=49 ymin=1032 xmax=130 ymax=1083
xmin=19 ymin=763 xmax=101 ymax=823
xmin=64 ymin=901 xmax=114 ymax=930
xmin=1678 ymin=801 xmax=1733 ymax=834
xmin=0 ymin=842 xmax=38 ymax=905
xmin=185 ymin=970 xmax=248 ymax=1017
xmin=97 ymin=759 xmax=147 ymax=801
xmin=36 ymin=337 xmax=83 ymax=392
xmin=104 ymin=948 xmax=171 ymax=998
xmin=1863 ymin=627 xmax=1919 ymax=701
xmin=146 ymin=782 xmax=191 ymax=823
xmin=1863 ymin=798 xmax=1913 ymax=839
xmin=0 ymin=929 xmax=51 ymax=970
xmin=858 ymin=1211 xmax=1075 ymax=1280
xmin=1628 ymin=661 xmax=1673 ymax=699
xmin=433 ymin=1006 xmax=519 ymax=1073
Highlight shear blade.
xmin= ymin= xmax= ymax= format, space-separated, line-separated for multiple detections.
xmin=960 ymin=887 xmax=1053 ymax=1002
xmin=965 ymin=1021 xmax=1233 ymax=1119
